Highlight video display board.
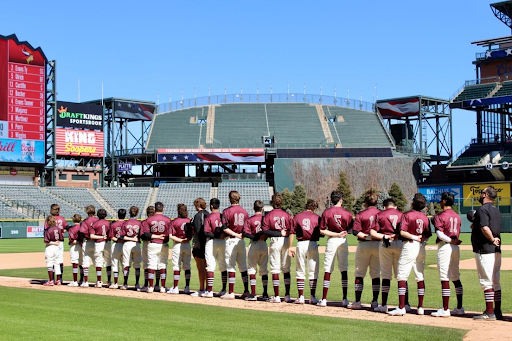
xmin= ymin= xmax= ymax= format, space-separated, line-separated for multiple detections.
xmin=56 ymin=101 xmax=103 ymax=130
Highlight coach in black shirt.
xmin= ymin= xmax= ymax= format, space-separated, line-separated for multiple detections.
xmin=471 ymin=186 xmax=502 ymax=321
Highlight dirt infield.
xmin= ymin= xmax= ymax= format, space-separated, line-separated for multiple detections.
xmin=0 ymin=276 xmax=510 ymax=341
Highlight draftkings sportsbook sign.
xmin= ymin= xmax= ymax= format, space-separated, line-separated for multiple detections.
xmin=56 ymin=101 xmax=103 ymax=130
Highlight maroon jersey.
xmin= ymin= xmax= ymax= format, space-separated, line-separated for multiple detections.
xmin=44 ymin=225 xmax=62 ymax=244
xmin=374 ymin=208 xmax=403 ymax=236
xmin=90 ymin=219 xmax=110 ymax=243
xmin=170 ymin=217 xmax=191 ymax=239
xmin=68 ymin=223 xmax=81 ymax=245
xmin=80 ymin=216 xmax=99 ymax=239
xmin=204 ymin=211 xmax=223 ymax=238
xmin=262 ymin=209 xmax=293 ymax=233
xmin=400 ymin=210 xmax=432 ymax=239
xmin=222 ymin=205 xmax=248 ymax=234
xmin=320 ymin=206 xmax=353 ymax=233
xmin=291 ymin=211 xmax=321 ymax=241
xmin=353 ymin=207 xmax=381 ymax=237
xmin=244 ymin=214 xmax=264 ymax=235
xmin=45 ymin=215 xmax=67 ymax=241
xmin=433 ymin=209 xmax=461 ymax=243
xmin=122 ymin=218 xmax=142 ymax=240
xmin=109 ymin=220 xmax=125 ymax=242
xmin=141 ymin=213 xmax=171 ymax=244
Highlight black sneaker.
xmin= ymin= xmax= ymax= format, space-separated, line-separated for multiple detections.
xmin=495 ymin=309 xmax=503 ymax=320
xmin=473 ymin=311 xmax=497 ymax=321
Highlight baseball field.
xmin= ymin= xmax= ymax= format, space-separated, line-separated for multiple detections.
xmin=0 ymin=235 xmax=511 ymax=340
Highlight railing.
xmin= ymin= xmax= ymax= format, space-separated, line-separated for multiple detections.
xmin=6 ymin=200 xmax=46 ymax=219
xmin=465 ymin=76 xmax=500 ymax=86
xmin=157 ymin=93 xmax=375 ymax=114
xmin=114 ymin=148 xmax=155 ymax=157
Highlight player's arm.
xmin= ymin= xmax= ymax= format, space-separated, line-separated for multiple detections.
xmin=242 ymin=219 xmax=256 ymax=240
xmin=352 ymin=216 xmax=369 ymax=240
xmin=287 ymin=221 xmax=296 ymax=257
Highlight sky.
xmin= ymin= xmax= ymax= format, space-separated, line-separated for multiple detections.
xmin=0 ymin=0 xmax=509 ymax=155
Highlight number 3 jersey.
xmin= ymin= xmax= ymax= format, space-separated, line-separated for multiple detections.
xmin=142 ymin=213 xmax=172 ymax=244
xmin=400 ymin=210 xmax=432 ymax=239
xmin=432 ymin=209 xmax=461 ymax=243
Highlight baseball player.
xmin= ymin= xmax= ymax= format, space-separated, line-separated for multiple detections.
xmin=389 ymin=193 xmax=431 ymax=316
xmin=167 ymin=204 xmax=193 ymax=294
xmin=89 ymin=209 xmax=111 ymax=288
xmin=243 ymin=200 xmax=268 ymax=301
xmin=349 ymin=189 xmax=381 ymax=310
xmin=289 ymin=199 xmax=321 ymax=305
xmin=141 ymin=201 xmax=171 ymax=293
xmin=43 ymin=215 xmax=62 ymax=286
xmin=121 ymin=206 xmax=143 ymax=290
xmin=67 ymin=214 xmax=83 ymax=287
xmin=80 ymin=205 xmax=99 ymax=287
xmin=46 ymin=204 xmax=68 ymax=285
xmin=140 ymin=205 xmax=155 ymax=292
xmin=262 ymin=192 xmax=293 ymax=303
xmin=202 ymin=198 xmax=228 ymax=298
xmin=431 ymin=192 xmax=464 ymax=318
xmin=318 ymin=190 xmax=353 ymax=307
xmin=191 ymin=198 xmax=209 ymax=297
xmin=109 ymin=209 xmax=127 ymax=289
xmin=221 ymin=191 xmax=250 ymax=300
xmin=471 ymin=186 xmax=502 ymax=320
xmin=370 ymin=198 xmax=402 ymax=313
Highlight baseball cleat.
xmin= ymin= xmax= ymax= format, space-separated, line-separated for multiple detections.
xmin=159 ymin=287 xmax=166 ymax=293
xmin=201 ymin=291 xmax=214 ymax=298
xmin=371 ymin=301 xmax=378 ymax=309
xmin=109 ymin=283 xmax=118 ymax=289
xmin=269 ymin=296 xmax=281 ymax=303
xmin=261 ymin=294 xmax=270 ymax=301
xmin=341 ymin=298 xmax=349 ymax=307
xmin=317 ymin=299 xmax=327 ymax=307
xmin=154 ymin=285 xmax=160 ymax=292
xmin=80 ymin=282 xmax=89 ymax=288
xmin=431 ymin=308 xmax=450 ymax=317
xmin=388 ymin=307 xmax=406 ymax=316
xmin=404 ymin=304 xmax=412 ymax=313
xmin=140 ymin=286 xmax=148 ymax=292
xmin=348 ymin=301 xmax=362 ymax=310
xmin=221 ymin=292 xmax=235 ymax=300
xmin=167 ymin=287 xmax=179 ymax=294
xmin=215 ymin=290 xmax=226 ymax=297
xmin=95 ymin=281 xmax=103 ymax=288
xmin=120 ymin=285 xmax=128 ymax=290
xmin=495 ymin=309 xmax=503 ymax=320
xmin=135 ymin=284 xmax=141 ymax=291
xmin=473 ymin=311 xmax=496 ymax=321
xmin=43 ymin=281 xmax=54 ymax=286
xmin=184 ymin=286 xmax=190 ymax=294
xmin=374 ymin=305 xmax=388 ymax=313
xmin=67 ymin=281 xmax=79 ymax=287
xmin=294 ymin=295 xmax=305 ymax=304
xmin=284 ymin=295 xmax=292 ymax=303
xmin=54 ymin=280 xmax=62 ymax=286
xmin=241 ymin=291 xmax=251 ymax=299
xmin=310 ymin=296 xmax=319 ymax=305
xmin=147 ymin=286 xmax=154 ymax=293
xmin=190 ymin=290 xmax=204 ymax=297
xmin=244 ymin=294 xmax=257 ymax=301
xmin=417 ymin=307 xmax=424 ymax=315
xmin=451 ymin=307 xmax=465 ymax=316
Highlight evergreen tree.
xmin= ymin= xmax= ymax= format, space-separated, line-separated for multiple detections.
xmin=281 ymin=188 xmax=293 ymax=213
xmin=336 ymin=171 xmax=355 ymax=213
xmin=388 ymin=183 xmax=408 ymax=212
xmin=377 ymin=188 xmax=390 ymax=210
xmin=291 ymin=184 xmax=308 ymax=216
xmin=353 ymin=192 xmax=366 ymax=214
xmin=354 ymin=187 xmax=380 ymax=214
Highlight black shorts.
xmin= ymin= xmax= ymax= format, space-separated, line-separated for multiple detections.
xmin=192 ymin=247 xmax=205 ymax=259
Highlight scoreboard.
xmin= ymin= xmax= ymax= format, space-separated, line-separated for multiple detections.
xmin=0 ymin=35 xmax=46 ymax=164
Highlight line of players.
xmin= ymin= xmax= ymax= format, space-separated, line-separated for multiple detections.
xmin=43 ymin=188 xmax=470 ymax=318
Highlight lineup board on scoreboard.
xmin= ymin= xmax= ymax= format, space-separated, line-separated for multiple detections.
xmin=0 ymin=35 xmax=46 ymax=164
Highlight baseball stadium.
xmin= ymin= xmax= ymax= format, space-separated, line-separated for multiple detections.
xmin=1 ymin=2 xmax=512 ymax=341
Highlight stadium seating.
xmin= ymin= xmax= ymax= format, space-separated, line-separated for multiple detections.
xmin=213 ymin=104 xmax=268 ymax=147
xmin=0 ymin=196 xmax=31 ymax=219
xmin=155 ymin=183 xmax=211 ymax=217
xmin=217 ymin=182 xmax=271 ymax=213
xmin=46 ymin=188 xmax=108 ymax=217
xmin=96 ymin=188 xmax=151 ymax=218
xmin=493 ymin=81 xmax=512 ymax=97
xmin=499 ymin=153 xmax=512 ymax=163
xmin=323 ymin=106 xmax=393 ymax=148
xmin=452 ymin=83 xmax=497 ymax=102
xmin=450 ymin=146 xmax=489 ymax=166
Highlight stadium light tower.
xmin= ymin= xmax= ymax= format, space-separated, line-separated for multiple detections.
xmin=491 ymin=1 xmax=512 ymax=33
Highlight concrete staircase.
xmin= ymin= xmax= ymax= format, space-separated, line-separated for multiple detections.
xmin=315 ymin=105 xmax=334 ymax=144
xmin=143 ymin=187 xmax=159 ymax=218
xmin=88 ymin=189 xmax=116 ymax=217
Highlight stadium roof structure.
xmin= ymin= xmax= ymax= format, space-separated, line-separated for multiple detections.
xmin=471 ymin=35 xmax=512 ymax=47
xmin=491 ymin=1 xmax=512 ymax=30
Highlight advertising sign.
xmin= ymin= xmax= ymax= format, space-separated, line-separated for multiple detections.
xmin=56 ymin=128 xmax=104 ymax=157
xmin=462 ymin=183 xmax=511 ymax=207
xmin=117 ymin=162 xmax=132 ymax=172
xmin=0 ymin=34 xmax=46 ymax=164
xmin=56 ymin=101 xmax=103 ymax=130
xmin=157 ymin=148 xmax=265 ymax=163
xmin=419 ymin=185 xmax=462 ymax=203
xmin=27 ymin=225 xmax=43 ymax=238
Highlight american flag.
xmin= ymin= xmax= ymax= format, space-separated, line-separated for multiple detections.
xmin=115 ymin=101 xmax=155 ymax=121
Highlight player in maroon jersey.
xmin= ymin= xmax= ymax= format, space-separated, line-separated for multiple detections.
xmin=67 ymin=214 xmax=83 ymax=287
xmin=202 ymin=198 xmax=228 ymax=298
xmin=89 ymin=209 xmax=110 ymax=288
xmin=120 ymin=206 xmax=143 ymax=290
xmin=221 ymin=191 xmax=250 ymax=299
xmin=318 ymin=190 xmax=353 ymax=307
xmin=370 ymin=198 xmax=402 ymax=313
xmin=141 ymin=202 xmax=171 ymax=293
xmin=262 ymin=192 xmax=293 ymax=303
xmin=46 ymin=204 xmax=68 ymax=285
xmin=389 ymin=193 xmax=432 ymax=316
xmin=349 ymin=189 xmax=381 ymax=310
xmin=167 ymin=204 xmax=193 ymax=294
xmin=80 ymin=205 xmax=99 ymax=287
xmin=140 ymin=205 xmax=155 ymax=292
xmin=243 ymin=200 xmax=268 ymax=301
xmin=108 ymin=209 xmax=127 ymax=289
xmin=289 ymin=199 xmax=321 ymax=304
xmin=43 ymin=215 xmax=62 ymax=286
xmin=431 ymin=192 xmax=464 ymax=317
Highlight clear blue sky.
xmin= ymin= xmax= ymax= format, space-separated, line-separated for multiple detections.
xmin=0 ymin=0 xmax=508 ymax=155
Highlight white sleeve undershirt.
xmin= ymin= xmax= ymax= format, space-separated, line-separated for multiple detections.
xmin=436 ymin=230 xmax=452 ymax=243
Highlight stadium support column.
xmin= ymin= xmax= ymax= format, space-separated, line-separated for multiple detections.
xmin=44 ymin=60 xmax=57 ymax=187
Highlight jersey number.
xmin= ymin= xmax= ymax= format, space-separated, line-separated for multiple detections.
xmin=415 ymin=219 xmax=424 ymax=234
xmin=449 ymin=217 xmax=458 ymax=234
xmin=334 ymin=215 xmax=342 ymax=228
xmin=254 ymin=221 xmax=262 ymax=233
xmin=389 ymin=215 xmax=398 ymax=228
xmin=233 ymin=213 xmax=245 ymax=227
xmin=151 ymin=221 xmax=166 ymax=233
xmin=274 ymin=216 xmax=286 ymax=230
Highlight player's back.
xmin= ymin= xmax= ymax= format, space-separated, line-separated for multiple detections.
xmin=223 ymin=205 xmax=248 ymax=234
xmin=320 ymin=206 xmax=353 ymax=232
xmin=376 ymin=208 xmax=403 ymax=235
xmin=81 ymin=216 xmax=99 ymax=236
xmin=245 ymin=214 xmax=264 ymax=235
xmin=171 ymin=217 xmax=190 ymax=239
xmin=401 ymin=210 xmax=431 ymax=238
xmin=110 ymin=220 xmax=125 ymax=239
xmin=144 ymin=214 xmax=171 ymax=242
xmin=204 ymin=211 xmax=222 ymax=236
xmin=353 ymin=207 xmax=381 ymax=234
xmin=122 ymin=218 xmax=142 ymax=238
xmin=263 ymin=208 xmax=292 ymax=231
xmin=293 ymin=210 xmax=321 ymax=241
xmin=433 ymin=209 xmax=461 ymax=240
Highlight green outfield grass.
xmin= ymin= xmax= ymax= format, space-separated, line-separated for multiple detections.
xmin=0 ymin=286 xmax=466 ymax=341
